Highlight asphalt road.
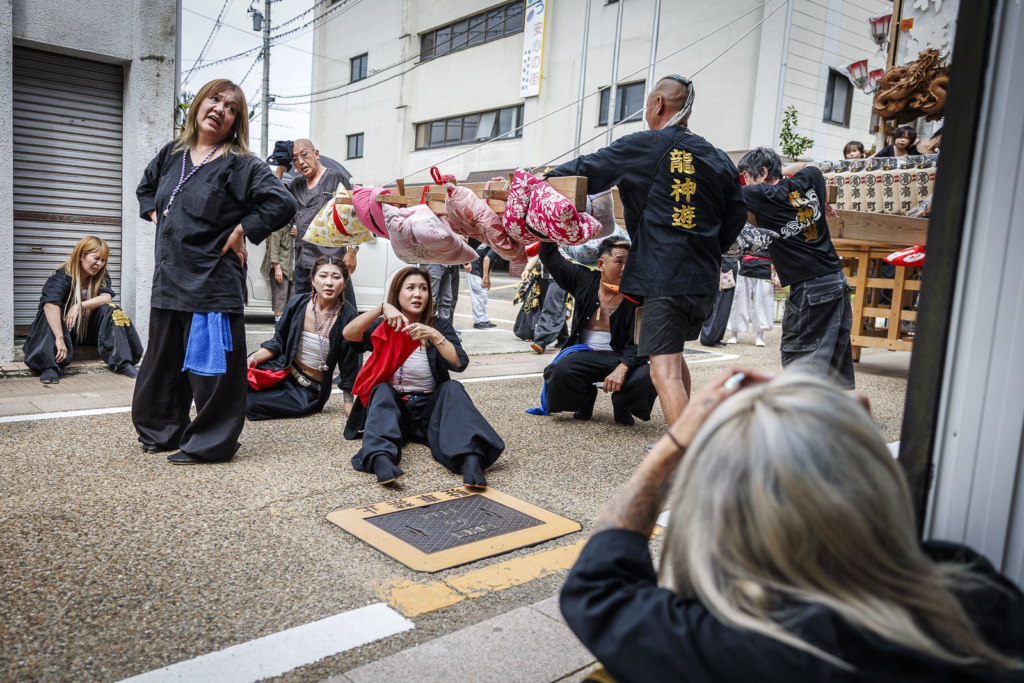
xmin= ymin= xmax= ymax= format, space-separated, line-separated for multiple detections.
xmin=0 ymin=293 xmax=910 ymax=682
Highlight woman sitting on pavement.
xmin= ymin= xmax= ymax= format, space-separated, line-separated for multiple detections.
xmin=23 ymin=235 xmax=143 ymax=384
xmin=245 ymin=255 xmax=357 ymax=421
xmin=561 ymin=368 xmax=1024 ymax=683
xmin=342 ymin=266 xmax=504 ymax=487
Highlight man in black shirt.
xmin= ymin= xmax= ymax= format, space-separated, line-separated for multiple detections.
xmin=547 ymin=75 xmax=747 ymax=429
xmin=538 ymin=238 xmax=657 ymax=426
xmin=286 ymin=139 xmax=356 ymax=298
xmin=738 ymin=147 xmax=854 ymax=388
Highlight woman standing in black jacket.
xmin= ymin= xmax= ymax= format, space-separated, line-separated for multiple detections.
xmin=343 ymin=266 xmax=504 ymax=486
xmin=245 ymin=256 xmax=357 ymax=420
xmin=561 ymin=369 xmax=1024 ymax=683
xmin=133 ymin=78 xmax=297 ymax=465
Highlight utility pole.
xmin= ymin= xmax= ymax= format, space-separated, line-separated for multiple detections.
xmin=260 ymin=0 xmax=271 ymax=159
xmin=606 ymin=0 xmax=624 ymax=146
xmin=572 ymin=0 xmax=592 ymax=157
xmin=643 ymin=0 xmax=661 ymax=130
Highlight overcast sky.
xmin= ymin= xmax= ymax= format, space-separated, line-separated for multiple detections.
xmin=180 ymin=0 xmax=319 ymax=158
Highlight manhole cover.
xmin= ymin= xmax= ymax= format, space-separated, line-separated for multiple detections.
xmin=326 ymin=487 xmax=581 ymax=572
xmin=365 ymin=495 xmax=543 ymax=554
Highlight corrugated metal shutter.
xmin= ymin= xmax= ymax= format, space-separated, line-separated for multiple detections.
xmin=12 ymin=47 xmax=124 ymax=330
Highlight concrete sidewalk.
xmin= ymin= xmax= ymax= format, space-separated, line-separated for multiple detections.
xmin=329 ymin=596 xmax=597 ymax=683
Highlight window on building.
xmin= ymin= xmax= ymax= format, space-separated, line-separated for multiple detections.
xmin=347 ymin=133 xmax=364 ymax=159
xmin=350 ymin=53 xmax=368 ymax=83
xmin=823 ymin=69 xmax=852 ymax=127
xmin=420 ymin=2 xmax=525 ymax=62
xmin=598 ymin=81 xmax=646 ymax=126
xmin=415 ymin=105 xmax=524 ymax=150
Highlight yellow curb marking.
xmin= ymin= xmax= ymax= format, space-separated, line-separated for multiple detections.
xmin=377 ymin=539 xmax=587 ymax=617
xmin=376 ymin=527 xmax=663 ymax=617
xmin=445 ymin=540 xmax=587 ymax=598
xmin=377 ymin=580 xmax=466 ymax=618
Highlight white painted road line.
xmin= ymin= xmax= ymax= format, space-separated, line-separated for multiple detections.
xmin=0 ymin=406 xmax=132 ymax=424
xmin=119 ymin=603 xmax=413 ymax=683
xmin=454 ymin=313 xmax=517 ymax=324
xmin=2 ymin=354 xmax=735 ymax=424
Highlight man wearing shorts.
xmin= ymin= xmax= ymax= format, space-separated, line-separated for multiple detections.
xmin=546 ymin=75 xmax=746 ymax=429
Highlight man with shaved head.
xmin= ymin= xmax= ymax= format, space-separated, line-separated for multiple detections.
xmin=286 ymin=139 xmax=355 ymax=299
xmin=546 ymin=75 xmax=747 ymax=447
xmin=283 ymin=138 xmax=360 ymax=409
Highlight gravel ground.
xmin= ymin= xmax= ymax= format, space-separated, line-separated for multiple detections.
xmin=0 ymin=330 xmax=908 ymax=682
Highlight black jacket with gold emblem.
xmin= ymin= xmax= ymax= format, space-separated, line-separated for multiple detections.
xmin=547 ymin=125 xmax=747 ymax=299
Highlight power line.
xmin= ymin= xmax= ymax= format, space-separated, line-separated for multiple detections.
xmin=403 ymin=0 xmax=780 ymax=180
xmin=272 ymin=51 xmax=420 ymax=100
xmin=239 ymin=50 xmax=263 ymax=86
xmin=531 ymin=0 xmax=788 ymax=172
xmin=269 ymin=0 xmax=365 ymax=43
xmin=183 ymin=0 xmax=235 ymax=87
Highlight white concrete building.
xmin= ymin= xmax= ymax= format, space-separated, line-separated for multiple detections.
xmin=304 ymin=0 xmax=889 ymax=187
xmin=1 ymin=0 xmax=178 ymax=361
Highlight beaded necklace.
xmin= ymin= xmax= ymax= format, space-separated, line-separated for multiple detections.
xmin=311 ymin=293 xmax=341 ymax=372
xmin=163 ymin=143 xmax=223 ymax=217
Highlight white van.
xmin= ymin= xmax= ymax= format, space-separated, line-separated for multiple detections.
xmin=246 ymin=228 xmax=410 ymax=314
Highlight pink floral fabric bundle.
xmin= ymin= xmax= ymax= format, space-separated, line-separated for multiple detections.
xmin=445 ymin=182 xmax=526 ymax=263
xmin=352 ymin=186 xmax=392 ymax=238
xmin=527 ymin=183 xmax=605 ymax=246
xmin=502 ymin=168 xmax=543 ymax=245
xmin=382 ymin=203 xmax=479 ymax=265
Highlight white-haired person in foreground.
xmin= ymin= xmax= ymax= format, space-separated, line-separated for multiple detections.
xmin=560 ymin=369 xmax=1024 ymax=683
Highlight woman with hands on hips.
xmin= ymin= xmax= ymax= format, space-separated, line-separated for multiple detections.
xmin=560 ymin=368 xmax=1024 ymax=683
xmin=133 ymin=78 xmax=297 ymax=465
xmin=342 ymin=266 xmax=505 ymax=487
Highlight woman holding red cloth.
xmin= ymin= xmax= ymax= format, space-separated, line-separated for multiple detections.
xmin=343 ymin=267 xmax=504 ymax=486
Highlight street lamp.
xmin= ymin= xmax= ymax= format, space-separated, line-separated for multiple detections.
xmin=868 ymin=13 xmax=892 ymax=54
xmin=866 ymin=68 xmax=884 ymax=94
xmin=844 ymin=59 xmax=870 ymax=90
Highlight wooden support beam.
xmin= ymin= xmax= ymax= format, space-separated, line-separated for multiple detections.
xmin=545 ymin=176 xmax=588 ymax=212
xmin=835 ymin=211 xmax=929 ymax=245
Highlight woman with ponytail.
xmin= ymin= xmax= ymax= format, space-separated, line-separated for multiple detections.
xmin=245 ymin=256 xmax=358 ymax=421
xmin=23 ymin=236 xmax=142 ymax=384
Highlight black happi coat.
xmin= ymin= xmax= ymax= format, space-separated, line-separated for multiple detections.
xmin=136 ymin=141 xmax=297 ymax=313
xmin=547 ymin=125 xmax=747 ymax=299
xmin=253 ymin=293 xmax=358 ymax=413
xmin=23 ymin=270 xmax=141 ymax=374
xmin=562 ymin=530 xmax=1024 ymax=683
xmin=343 ymin=316 xmax=469 ymax=439
xmin=539 ymin=243 xmax=644 ymax=370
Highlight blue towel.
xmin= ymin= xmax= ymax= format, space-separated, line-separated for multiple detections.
xmin=182 ymin=312 xmax=234 ymax=376
xmin=526 ymin=344 xmax=591 ymax=416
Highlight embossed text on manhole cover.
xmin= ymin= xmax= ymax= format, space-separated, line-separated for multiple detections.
xmin=325 ymin=487 xmax=581 ymax=572
xmin=364 ymin=495 xmax=543 ymax=554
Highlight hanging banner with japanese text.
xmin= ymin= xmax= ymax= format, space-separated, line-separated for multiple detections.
xmin=520 ymin=0 xmax=547 ymax=97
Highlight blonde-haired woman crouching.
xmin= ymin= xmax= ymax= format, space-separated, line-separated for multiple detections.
xmin=23 ymin=236 xmax=142 ymax=384
xmin=561 ymin=369 xmax=1024 ymax=683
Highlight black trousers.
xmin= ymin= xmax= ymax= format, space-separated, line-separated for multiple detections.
xmin=780 ymin=272 xmax=855 ymax=390
xmin=23 ymin=302 xmax=143 ymax=375
xmin=699 ymin=286 xmax=736 ymax=346
xmin=350 ymin=382 xmax=504 ymax=475
xmin=132 ymin=308 xmax=247 ymax=461
xmin=544 ymin=351 xmax=658 ymax=421
xmin=246 ymin=373 xmax=321 ymax=421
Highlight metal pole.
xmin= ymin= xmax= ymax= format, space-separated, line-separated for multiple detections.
xmin=572 ymin=0 xmax=592 ymax=156
xmin=643 ymin=0 xmax=661 ymax=130
xmin=175 ymin=0 xmax=182 ymax=136
xmin=606 ymin=0 xmax=624 ymax=146
xmin=772 ymin=0 xmax=794 ymax=149
xmin=260 ymin=0 xmax=271 ymax=159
